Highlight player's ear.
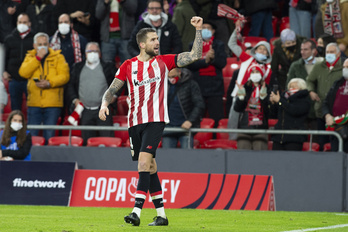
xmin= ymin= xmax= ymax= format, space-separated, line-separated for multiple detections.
xmin=139 ymin=41 xmax=146 ymax=50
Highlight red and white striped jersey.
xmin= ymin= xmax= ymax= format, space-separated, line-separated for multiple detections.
xmin=116 ymin=54 xmax=177 ymax=128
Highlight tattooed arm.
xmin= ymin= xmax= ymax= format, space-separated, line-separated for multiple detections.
xmin=99 ymin=78 xmax=125 ymax=121
xmin=177 ymin=16 xmax=203 ymax=68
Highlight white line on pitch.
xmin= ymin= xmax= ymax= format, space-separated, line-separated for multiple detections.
xmin=335 ymin=213 xmax=348 ymax=216
xmin=282 ymin=224 xmax=348 ymax=232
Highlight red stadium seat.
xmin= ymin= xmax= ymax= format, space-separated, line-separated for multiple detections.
xmin=268 ymin=141 xmax=273 ymax=150
xmin=323 ymin=143 xmax=331 ymax=152
xmin=272 ymin=16 xmax=279 ymax=36
xmin=268 ymin=119 xmax=278 ymax=129
xmin=222 ymin=57 xmax=241 ymax=78
xmin=194 ymin=118 xmax=215 ymax=148
xmin=302 ymin=142 xmax=320 ymax=152
xmin=216 ymin=118 xmax=229 ymax=140
xmin=204 ymin=139 xmax=237 ymax=149
xmin=116 ymin=95 xmax=129 ymax=116
xmin=113 ymin=115 xmax=129 ymax=146
xmin=48 ymin=136 xmax=83 ymax=147
xmin=279 ymin=17 xmax=290 ymax=34
xmin=31 ymin=136 xmax=45 ymax=146
xmin=87 ymin=137 xmax=122 ymax=147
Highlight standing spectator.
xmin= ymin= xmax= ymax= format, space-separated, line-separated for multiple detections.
xmin=271 ymin=28 xmax=305 ymax=92
xmin=162 ymin=68 xmax=205 ymax=148
xmin=26 ymin=0 xmax=56 ymax=36
xmin=187 ymin=21 xmax=226 ymax=128
xmin=67 ymin=42 xmax=116 ymax=145
xmin=54 ymin=0 xmax=98 ymax=41
xmin=306 ymin=42 xmax=343 ymax=150
xmin=241 ymin=0 xmax=277 ymax=42
xmin=270 ymin=78 xmax=310 ymax=151
xmin=234 ymin=63 xmax=269 ymax=150
xmin=127 ymin=0 xmax=182 ymax=57
xmin=95 ymin=0 xmax=137 ymax=64
xmin=0 ymin=0 xmax=19 ymax=43
xmin=19 ymin=32 xmax=70 ymax=142
xmin=0 ymin=110 xmax=32 ymax=160
xmin=322 ymin=59 xmax=348 ymax=153
xmin=289 ymin=0 xmax=315 ymax=39
xmin=3 ymin=13 xmax=34 ymax=111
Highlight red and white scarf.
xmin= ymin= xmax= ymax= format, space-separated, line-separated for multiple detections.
xmin=199 ymin=37 xmax=217 ymax=76
xmin=50 ymin=28 xmax=82 ymax=63
xmin=109 ymin=0 xmax=121 ymax=32
xmin=246 ymin=85 xmax=263 ymax=126
xmin=323 ymin=0 xmax=344 ymax=38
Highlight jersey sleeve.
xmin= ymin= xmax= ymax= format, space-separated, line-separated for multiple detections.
xmin=115 ymin=60 xmax=128 ymax=81
xmin=158 ymin=54 xmax=177 ymax=70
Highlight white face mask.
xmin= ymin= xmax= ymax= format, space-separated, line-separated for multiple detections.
xmin=343 ymin=68 xmax=348 ymax=80
xmin=37 ymin=46 xmax=48 ymax=53
xmin=11 ymin=122 xmax=23 ymax=131
xmin=58 ymin=23 xmax=70 ymax=35
xmin=17 ymin=24 xmax=29 ymax=33
xmin=87 ymin=52 xmax=100 ymax=64
xmin=149 ymin=14 xmax=161 ymax=22
xmin=250 ymin=73 xmax=262 ymax=83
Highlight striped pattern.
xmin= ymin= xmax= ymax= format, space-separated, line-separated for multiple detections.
xmin=135 ymin=190 xmax=147 ymax=200
xmin=151 ymin=191 xmax=163 ymax=200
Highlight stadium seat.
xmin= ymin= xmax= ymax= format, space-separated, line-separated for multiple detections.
xmin=31 ymin=136 xmax=45 ymax=146
xmin=48 ymin=136 xmax=83 ymax=147
xmin=216 ymin=118 xmax=229 ymax=140
xmin=268 ymin=141 xmax=273 ymax=150
xmin=222 ymin=57 xmax=241 ymax=78
xmin=113 ymin=115 xmax=129 ymax=146
xmin=203 ymin=139 xmax=237 ymax=149
xmin=116 ymin=95 xmax=129 ymax=116
xmin=268 ymin=119 xmax=278 ymax=129
xmin=194 ymin=118 xmax=215 ymax=148
xmin=3 ymin=94 xmax=11 ymax=114
xmin=279 ymin=17 xmax=290 ymax=34
xmin=272 ymin=16 xmax=279 ymax=36
xmin=323 ymin=143 xmax=331 ymax=152
xmin=302 ymin=142 xmax=320 ymax=152
xmin=87 ymin=137 xmax=122 ymax=147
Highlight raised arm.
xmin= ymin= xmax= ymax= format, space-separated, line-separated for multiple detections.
xmin=99 ymin=78 xmax=125 ymax=121
xmin=177 ymin=16 xmax=203 ymax=67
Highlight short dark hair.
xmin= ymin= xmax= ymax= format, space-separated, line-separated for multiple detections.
xmin=136 ymin=27 xmax=156 ymax=46
xmin=204 ymin=20 xmax=217 ymax=30
xmin=147 ymin=0 xmax=162 ymax=8
xmin=318 ymin=33 xmax=336 ymax=48
xmin=302 ymin=39 xmax=316 ymax=50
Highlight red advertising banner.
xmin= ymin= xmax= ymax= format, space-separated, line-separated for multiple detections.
xmin=69 ymin=170 xmax=275 ymax=211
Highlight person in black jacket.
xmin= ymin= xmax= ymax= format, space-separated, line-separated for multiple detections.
xmin=269 ymin=78 xmax=310 ymax=151
xmin=127 ymin=0 xmax=182 ymax=57
xmin=322 ymin=59 xmax=348 ymax=153
xmin=66 ymin=42 xmax=117 ymax=145
xmin=162 ymin=68 xmax=205 ymax=148
xmin=26 ymin=0 xmax=56 ymax=36
xmin=3 ymin=13 xmax=34 ymax=111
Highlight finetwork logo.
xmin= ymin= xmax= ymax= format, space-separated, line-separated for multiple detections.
xmin=13 ymin=178 xmax=66 ymax=188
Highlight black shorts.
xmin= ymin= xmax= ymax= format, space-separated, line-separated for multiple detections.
xmin=128 ymin=122 xmax=165 ymax=161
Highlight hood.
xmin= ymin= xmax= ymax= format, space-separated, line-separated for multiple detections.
xmin=142 ymin=11 xmax=168 ymax=28
xmin=177 ymin=68 xmax=192 ymax=84
xmin=250 ymin=41 xmax=272 ymax=64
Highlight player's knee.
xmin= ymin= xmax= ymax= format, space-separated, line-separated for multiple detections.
xmin=138 ymin=160 xmax=150 ymax=172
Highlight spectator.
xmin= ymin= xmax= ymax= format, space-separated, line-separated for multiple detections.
xmin=187 ymin=21 xmax=226 ymax=128
xmin=0 ymin=0 xmax=19 ymax=43
xmin=95 ymin=0 xmax=137 ymax=64
xmin=67 ymin=42 xmax=116 ymax=145
xmin=19 ymin=32 xmax=70 ymax=142
xmin=26 ymin=0 xmax=56 ymax=36
xmin=271 ymin=28 xmax=305 ymax=92
xmin=241 ymin=0 xmax=277 ymax=42
xmin=54 ymin=0 xmax=98 ymax=41
xmin=336 ymin=0 xmax=348 ymax=57
xmin=306 ymin=42 xmax=343 ymax=150
xmin=162 ymin=68 xmax=205 ymax=148
xmin=289 ymin=0 xmax=315 ymax=39
xmin=269 ymin=78 xmax=310 ymax=151
xmin=234 ymin=63 xmax=269 ymax=150
xmin=127 ymin=0 xmax=182 ymax=57
xmin=317 ymin=33 xmax=348 ymax=60
xmin=322 ymin=58 xmax=348 ymax=153
xmin=0 ymin=110 xmax=32 ymax=160
xmin=3 ymin=13 xmax=34 ymax=111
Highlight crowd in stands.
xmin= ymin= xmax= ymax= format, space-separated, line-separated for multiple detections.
xmin=1 ymin=0 xmax=348 ymax=159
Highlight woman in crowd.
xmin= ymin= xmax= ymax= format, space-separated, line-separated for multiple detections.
xmin=0 ymin=110 xmax=32 ymax=160
xmin=269 ymin=78 xmax=310 ymax=151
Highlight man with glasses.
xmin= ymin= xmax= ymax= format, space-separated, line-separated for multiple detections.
xmin=67 ymin=42 xmax=117 ymax=144
xmin=127 ymin=0 xmax=182 ymax=57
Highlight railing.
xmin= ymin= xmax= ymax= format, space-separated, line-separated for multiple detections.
xmin=0 ymin=124 xmax=343 ymax=152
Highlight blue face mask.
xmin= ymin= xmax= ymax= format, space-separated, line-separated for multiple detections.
xmin=254 ymin=52 xmax=267 ymax=61
xmin=202 ymin=29 xmax=212 ymax=40
xmin=325 ymin=53 xmax=336 ymax=64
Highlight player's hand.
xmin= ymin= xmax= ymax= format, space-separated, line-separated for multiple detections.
xmin=99 ymin=105 xmax=109 ymax=121
xmin=191 ymin=16 xmax=203 ymax=30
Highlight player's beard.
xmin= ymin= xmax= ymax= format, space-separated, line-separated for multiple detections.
xmin=145 ymin=47 xmax=158 ymax=57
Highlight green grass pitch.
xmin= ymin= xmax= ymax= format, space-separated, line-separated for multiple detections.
xmin=1 ymin=205 xmax=348 ymax=232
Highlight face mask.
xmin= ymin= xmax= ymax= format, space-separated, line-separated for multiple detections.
xmin=58 ymin=23 xmax=70 ymax=35
xmin=250 ymin=73 xmax=262 ymax=83
xmin=326 ymin=0 xmax=334 ymax=3
xmin=202 ymin=29 xmax=212 ymax=40
xmin=149 ymin=14 xmax=161 ymax=22
xmin=37 ymin=46 xmax=48 ymax=53
xmin=288 ymin=88 xmax=299 ymax=95
xmin=17 ymin=24 xmax=29 ymax=33
xmin=317 ymin=46 xmax=324 ymax=56
xmin=325 ymin=53 xmax=336 ymax=64
xmin=169 ymin=76 xmax=179 ymax=85
xmin=87 ymin=52 xmax=100 ymax=64
xmin=304 ymin=55 xmax=313 ymax=64
xmin=343 ymin=68 xmax=348 ymax=80
xmin=254 ymin=52 xmax=267 ymax=61
xmin=286 ymin=45 xmax=296 ymax=52
xmin=10 ymin=122 xmax=23 ymax=131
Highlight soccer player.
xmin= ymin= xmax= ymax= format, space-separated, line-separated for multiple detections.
xmin=99 ymin=16 xmax=203 ymax=226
